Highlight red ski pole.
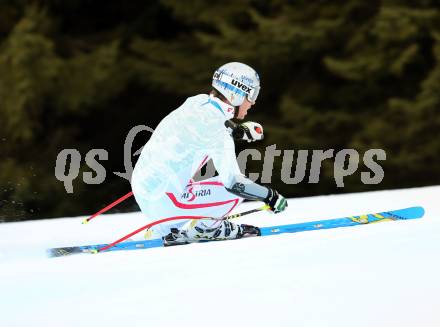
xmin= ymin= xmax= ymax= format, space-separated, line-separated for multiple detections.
xmin=97 ymin=215 xmax=209 ymax=252
xmin=82 ymin=191 xmax=134 ymax=224
xmin=97 ymin=204 xmax=269 ymax=253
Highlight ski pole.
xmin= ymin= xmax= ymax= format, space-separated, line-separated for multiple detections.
xmin=82 ymin=191 xmax=133 ymax=224
xmin=98 ymin=204 xmax=270 ymax=253
xmin=223 ymin=204 xmax=270 ymax=220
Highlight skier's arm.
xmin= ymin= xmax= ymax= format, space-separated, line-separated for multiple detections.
xmin=207 ymin=131 xmax=287 ymax=213
xmin=225 ymin=174 xmax=268 ymax=201
xmin=225 ymin=175 xmax=288 ymax=213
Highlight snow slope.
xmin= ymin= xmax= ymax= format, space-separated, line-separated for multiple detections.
xmin=1 ymin=186 xmax=439 ymax=327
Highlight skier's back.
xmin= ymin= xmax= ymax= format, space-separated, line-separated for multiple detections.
xmin=131 ymin=62 xmax=287 ymax=244
xmin=133 ymin=93 xmax=237 ymax=200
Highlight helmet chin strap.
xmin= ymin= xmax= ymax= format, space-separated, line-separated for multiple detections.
xmin=224 ymin=97 xmax=240 ymax=119
xmin=218 ymin=93 xmax=239 ymax=118
xmin=226 ymin=102 xmax=239 ymax=119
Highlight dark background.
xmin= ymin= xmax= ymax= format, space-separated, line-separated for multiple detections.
xmin=1 ymin=0 xmax=439 ymax=222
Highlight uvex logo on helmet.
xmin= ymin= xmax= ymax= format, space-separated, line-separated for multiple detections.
xmin=231 ymin=79 xmax=252 ymax=94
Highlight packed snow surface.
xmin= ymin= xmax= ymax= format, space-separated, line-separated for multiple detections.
xmin=1 ymin=186 xmax=439 ymax=327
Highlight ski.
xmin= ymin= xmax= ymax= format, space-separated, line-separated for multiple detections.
xmin=47 ymin=206 xmax=424 ymax=258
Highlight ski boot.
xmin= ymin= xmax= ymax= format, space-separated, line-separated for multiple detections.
xmin=240 ymin=224 xmax=261 ymax=237
xmin=162 ymin=228 xmax=190 ymax=247
xmin=162 ymin=219 xmax=261 ymax=246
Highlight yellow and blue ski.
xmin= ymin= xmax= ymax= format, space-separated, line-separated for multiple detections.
xmin=48 ymin=206 xmax=424 ymax=257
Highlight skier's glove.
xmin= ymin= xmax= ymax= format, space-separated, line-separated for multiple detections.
xmin=227 ymin=121 xmax=264 ymax=143
xmin=265 ymin=188 xmax=288 ymax=214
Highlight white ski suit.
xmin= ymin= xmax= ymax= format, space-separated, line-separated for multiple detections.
xmin=131 ymin=94 xmax=246 ymax=237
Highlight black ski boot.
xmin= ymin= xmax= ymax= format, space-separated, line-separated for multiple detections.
xmin=239 ymin=224 xmax=261 ymax=238
xmin=162 ymin=228 xmax=189 ymax=247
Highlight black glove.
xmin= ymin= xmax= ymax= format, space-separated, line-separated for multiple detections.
xmin=264 ymin=188 xmax=288 ymax=214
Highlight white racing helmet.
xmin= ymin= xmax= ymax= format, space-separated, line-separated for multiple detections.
xmin=212 ymin=62 xmax=260 ymax=106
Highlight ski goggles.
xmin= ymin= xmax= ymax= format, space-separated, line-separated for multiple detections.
xmin=247 ymin=84 xmax=260 ymax=103
xmin=213 ymin=72 xmax=260 ymax=103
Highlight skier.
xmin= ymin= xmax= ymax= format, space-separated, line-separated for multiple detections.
xmin=131 ymin=62 xmax=288 ymax=245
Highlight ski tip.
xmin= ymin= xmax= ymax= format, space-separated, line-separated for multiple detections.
xmin=406 ymin=206 xmax=425 ymax=218
xmin=81 ymin=219 xmax=89 ymax=225
xmin=386 ymin=206 xmax=425 ymax=220
xmin=413 ymin=206 xmax=425 ymax=218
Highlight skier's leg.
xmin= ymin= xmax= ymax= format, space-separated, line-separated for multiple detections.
xmin=160 ymin=177 xmax=261 ymax=244
xmin=132 ymin=176 xmax=244 ymax=239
